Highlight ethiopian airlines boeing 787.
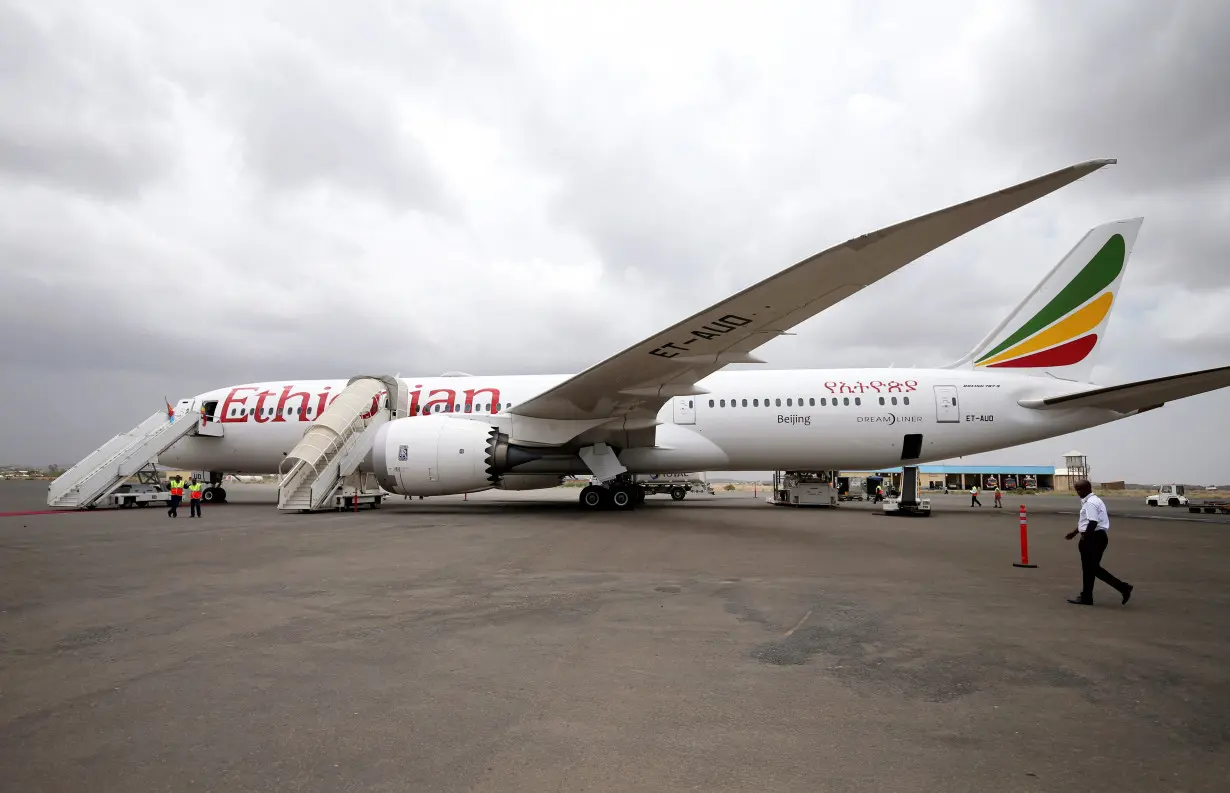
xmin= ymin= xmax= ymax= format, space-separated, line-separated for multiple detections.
xmin=51 ymin=159 xmax=1230 ymax=510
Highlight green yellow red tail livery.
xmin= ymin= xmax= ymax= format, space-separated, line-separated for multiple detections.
xmin=955 ymin=218 xmax=1142 ymax=383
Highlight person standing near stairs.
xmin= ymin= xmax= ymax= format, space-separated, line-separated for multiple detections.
xmin=187 ymin=478 xmax=203 ymax=518
xmin=167 ymin=474 xmax=184 ymax=517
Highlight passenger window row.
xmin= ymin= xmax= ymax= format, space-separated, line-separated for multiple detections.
xmin=708 ymin=396 xmax=910 ymax=408
xmin=227 ymin=406 xmax=314 ymax=418
xmin=410 ymin=402 xmax=512 ymax=415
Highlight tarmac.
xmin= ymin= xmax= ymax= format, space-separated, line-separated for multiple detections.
xmin=2 ymin=480 xmax=1228 ymax=792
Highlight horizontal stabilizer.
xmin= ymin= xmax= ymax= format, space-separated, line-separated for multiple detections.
xmin=1018 ymin=365 xmax=1230 ymax=413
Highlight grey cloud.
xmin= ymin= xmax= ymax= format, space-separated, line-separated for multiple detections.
xmin=1118 ymin=199 xmax=1230 ymax=287
xmin=0 ymin=268 xmax=466 ymax=384
xmin=545 ymin=150 xmax=769 ymax=290
xmin=0 ymin=2 xmax=178 ymax=198
xmin=223 ymin=44 xmax=451 ymax=213
xmin=970 ymin=1 xmax=1230 ymax=193
xmin=936 ymin=2 xmax=1230 ymax=289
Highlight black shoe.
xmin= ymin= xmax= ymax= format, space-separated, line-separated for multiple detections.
xmin=1121 ymin=584 xmax=1133 ymax=605
xmin=1067 ymin=597 xmax=1092 ymax=606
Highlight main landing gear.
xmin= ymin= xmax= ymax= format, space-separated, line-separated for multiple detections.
xmin=578 ymin=479 xmax=647 ymax=511
xmin=202 ymin=471 xmax=228 ymax=503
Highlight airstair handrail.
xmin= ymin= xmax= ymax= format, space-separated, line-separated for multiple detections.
xmin=47 ymin=409 xmax=202 ymax=508
xmin=277 ymin=375 xmax=402 ymax=511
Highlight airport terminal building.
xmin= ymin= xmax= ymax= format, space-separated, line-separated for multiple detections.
xmin=843 ymin=465 xmax=1057 ymax=492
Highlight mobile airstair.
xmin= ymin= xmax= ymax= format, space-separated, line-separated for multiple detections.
xmin=46 ymin=408 xmax=205 ymax=509
xmin=277 ymin=375 xmax=408 ymax=512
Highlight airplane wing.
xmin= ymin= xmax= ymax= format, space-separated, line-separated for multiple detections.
xmin=1019 ymin=365 xmax=1230 ymax=413
xmin=511 ymin=158 xmax=1118 ymax=422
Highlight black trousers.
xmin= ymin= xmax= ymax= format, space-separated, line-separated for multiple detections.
xmin=189 ymin=498 xmax=201 ymax=517
xmin=168 ymin=495 xmax=181 ymax=516
xmin=1078 ymin=530 xmax=1127 ymax=601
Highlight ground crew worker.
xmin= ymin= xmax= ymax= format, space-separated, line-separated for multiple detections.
xmin=873 ymin=485 xmax=883 ymax=504
xmin=167 ymin=474 xmax=184 ymax=517
xmin=187 ymin=479 xmax=203 ymax=518
xmin=994 ymin=486 xmax=1003 ymax=508
xmin=1065 ymin=479 xmax=1133 ymax=606
xmin=970 ymin=485 xmax=981 ymax=507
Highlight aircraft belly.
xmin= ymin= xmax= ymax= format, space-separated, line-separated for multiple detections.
xmin=620 ymin=424 xmax=730 ymax=473
xmin=160 ymin=425 xmax=298 ymax=474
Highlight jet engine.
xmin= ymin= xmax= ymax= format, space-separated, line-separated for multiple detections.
xmin=366 ymin=416 xmax=542 ymax=497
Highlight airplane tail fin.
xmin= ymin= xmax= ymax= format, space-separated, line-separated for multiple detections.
xmin=948 ymin=217 xmax=1143 ymax=383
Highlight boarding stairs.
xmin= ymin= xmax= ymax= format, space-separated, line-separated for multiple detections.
xmin=46 ymin=409 xmax=204 ymax=509
xmin=277 ymin=375 xmax=408 ymax=512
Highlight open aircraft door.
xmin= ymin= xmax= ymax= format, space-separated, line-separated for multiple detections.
xmin=184 ymin=396 xmax=225 ymax=437
xmin=934 ymin=386 xmax=960 ymax=424
xmin=673 ymin=396 xmax=696 ymax=425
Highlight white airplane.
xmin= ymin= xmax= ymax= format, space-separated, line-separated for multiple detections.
xmin=97 ymin=160 xmax=1230 ymax=509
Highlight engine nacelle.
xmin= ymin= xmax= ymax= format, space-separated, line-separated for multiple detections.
xmin=366 ymin=416 xmax=541 ymax=497
xmin=494 ymin=474 xmax=564 ymax=491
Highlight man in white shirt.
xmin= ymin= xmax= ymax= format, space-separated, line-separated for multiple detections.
xmin=1065 ymin=480 xmax=1134 ymax=606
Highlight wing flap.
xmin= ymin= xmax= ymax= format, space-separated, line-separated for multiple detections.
xmin=1018 ymin=365 xmax=1230 ymax=413
xmin=513 ymin=158 xmax=1117 ymax=422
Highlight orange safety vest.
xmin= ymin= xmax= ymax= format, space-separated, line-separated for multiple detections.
xmin=189 ymin=485 xmax=202 ymax=500
xmin=170 ymin=482 xmax=183 ymax=496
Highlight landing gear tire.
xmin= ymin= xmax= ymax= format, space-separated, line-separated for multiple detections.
xmin=671 ymin=487 xmax=687 ymax=501
xmin=579 ymin=485 xmax=607 ymax=510
xmin=610 ymin=486 xmax=634 ymax=510
xmin=203 ymin=488 xmax=216 ymax=502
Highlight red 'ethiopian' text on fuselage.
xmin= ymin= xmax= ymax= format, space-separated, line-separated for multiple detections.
xmin=217 ymin=384 xmax=503 ymax=423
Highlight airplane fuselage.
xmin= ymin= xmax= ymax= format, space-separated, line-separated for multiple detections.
xmin=159 ymin=369 xmax=1119 ymax=476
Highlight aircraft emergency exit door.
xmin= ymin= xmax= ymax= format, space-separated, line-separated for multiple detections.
xmin=934 ymin=385 xmax=960 ymax=424
xmin=673 ymin=396 xmax=696 ymax=425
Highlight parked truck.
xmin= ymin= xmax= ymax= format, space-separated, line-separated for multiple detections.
xmin=1145 ymin=484 xmax=1189 ymax=507
xmin=769 ymin=471 xmax=839 ymax=507
xmin=837 ymin=476 xmax=866 ymax=501
xmin=108 ymin=482 xmax=171 ymax=509
xmin=634 ymin=473 xmax=713 ymax=500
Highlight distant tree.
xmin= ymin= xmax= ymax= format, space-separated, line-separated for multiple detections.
xmin=47 ymin=463 xmax=61 ymax=474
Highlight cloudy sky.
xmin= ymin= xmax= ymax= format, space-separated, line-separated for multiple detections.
xmin=2 ymin=0 xmax=1227 ymax=483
